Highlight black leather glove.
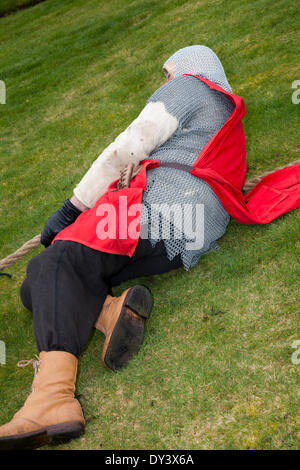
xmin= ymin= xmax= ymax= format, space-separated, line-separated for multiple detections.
xmin=41 ymin=199 xmax=82 ymax=247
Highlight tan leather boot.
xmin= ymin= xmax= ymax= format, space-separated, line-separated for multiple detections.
xmin=95 ymin=285 xmax=152 ymax=371
xmin=0 ymin=351 xmax=85 ymax=450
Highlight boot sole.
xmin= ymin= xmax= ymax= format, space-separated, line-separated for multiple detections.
xmin=0 ymin=421 xmax=84 ymax=450
xmin=0 ymin=429 xmax=48 ymax=450
xmin=103 ymin=285 xmax=153 ymax=371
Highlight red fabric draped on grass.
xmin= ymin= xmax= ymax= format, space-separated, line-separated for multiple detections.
xmin=54 ymin=75 xmax=300 ymax=256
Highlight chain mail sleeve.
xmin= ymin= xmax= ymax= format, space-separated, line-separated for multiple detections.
xmin=73 ymin=101 xmax=178 ymax=208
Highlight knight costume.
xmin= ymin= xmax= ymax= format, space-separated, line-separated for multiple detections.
xmin=1 ymin=46 xmax=299 ymax=450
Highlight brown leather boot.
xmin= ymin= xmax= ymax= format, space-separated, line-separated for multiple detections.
xmin=94 ymin=285 xmax=152 ymax=371
xmin=0 ymin=351 xmax=85 ymax=450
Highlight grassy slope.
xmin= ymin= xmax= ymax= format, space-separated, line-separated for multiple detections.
xmin=0 ymin=0 xmax=299 ymax=450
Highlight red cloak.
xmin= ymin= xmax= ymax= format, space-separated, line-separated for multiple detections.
xmin=53 ymin=75 xmax=300 ymax=256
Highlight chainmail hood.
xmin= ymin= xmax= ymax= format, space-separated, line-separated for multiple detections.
xmin=163 ymin=45 xmax=232 ymax=93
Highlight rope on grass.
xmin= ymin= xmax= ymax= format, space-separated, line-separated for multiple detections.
xmin=0 ymin=234 xmax=41 ymax=271
xmin=242 ymin=158 xmax=300 ymax=192
xmin=0 ymin=158 xmax=299 ymax=272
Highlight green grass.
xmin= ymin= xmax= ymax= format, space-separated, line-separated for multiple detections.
xmin=0 ymin=0 xmax=299 ymax=450
xmin=0 ymin=0 xmax=44 ymax=16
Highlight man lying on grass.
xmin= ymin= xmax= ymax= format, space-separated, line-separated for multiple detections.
xmin=0 ymin=45 xmax=299 ymax=450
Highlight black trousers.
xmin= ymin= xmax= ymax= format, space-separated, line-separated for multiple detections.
xmin=20 ymin=239 xmax=182 ymax=358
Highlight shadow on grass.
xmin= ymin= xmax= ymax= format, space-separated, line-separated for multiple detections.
xmin=0 ymin=0 xmax=46 ymax=18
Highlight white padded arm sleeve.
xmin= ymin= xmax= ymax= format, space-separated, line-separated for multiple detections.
xmin=73 ymin=101 xmax=178 ymax=208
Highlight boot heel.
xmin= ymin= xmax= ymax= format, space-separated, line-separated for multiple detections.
xmin=125 ymin=285 xmax=153 ymax=319
xmin=46 ymin=421 xmax=85 ymax=444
